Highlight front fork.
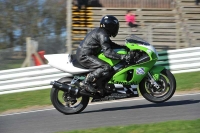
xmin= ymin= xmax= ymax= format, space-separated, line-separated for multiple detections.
xmin=147 ymin=72 xmax=160 ymax=89
xmin=147 ymin=65 xmax=165 ymax=89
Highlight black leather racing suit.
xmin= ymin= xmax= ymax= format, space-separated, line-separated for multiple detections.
xmin=76 ymin=27 xmax=125 ymax=80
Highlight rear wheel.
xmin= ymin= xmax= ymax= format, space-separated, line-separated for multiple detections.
xmin=50 ymin=77 xmax=89 ymax=115
xmin=139 ymin=69 xmax=176 ymax=103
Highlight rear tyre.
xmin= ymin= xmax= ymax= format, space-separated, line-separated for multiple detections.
xmin=139 ymin=69 xmax=176 ymax=103
xmin=50 ymin=77 xmax=89 ymax=115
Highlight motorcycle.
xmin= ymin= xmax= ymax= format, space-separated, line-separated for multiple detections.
xmin=44 ymin=34 xmax=176 ymax=115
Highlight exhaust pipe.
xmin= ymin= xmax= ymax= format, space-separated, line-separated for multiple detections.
xmin=50 ymin=81 xmax=93 ymax=97
xmin=50 ymin=81 xmax=79 ymax=95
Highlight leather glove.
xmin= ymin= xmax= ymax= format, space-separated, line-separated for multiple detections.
xmin=121 ymin=54 xmax=131 ymax=62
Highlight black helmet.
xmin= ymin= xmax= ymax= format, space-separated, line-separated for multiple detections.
xmin=100 ymin=15 xmax=119 ymax=37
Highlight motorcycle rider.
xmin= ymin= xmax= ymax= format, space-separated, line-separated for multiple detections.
xmin=76 ymin=15 xmax=131 ymax=93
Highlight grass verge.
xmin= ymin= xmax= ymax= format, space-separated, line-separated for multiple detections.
xmin=0 ymin=71 xmax=200 ymax=113
xmin=56 ymin=119 xmax=200 ymax=133
xmin=0 ymin=89 xmax=52 ymax=113
xmin=174 ymin=72 xmax=200 ymax=91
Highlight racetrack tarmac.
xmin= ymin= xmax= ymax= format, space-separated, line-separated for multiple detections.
xmin=0 ymin=93 xmax=200 ymax=133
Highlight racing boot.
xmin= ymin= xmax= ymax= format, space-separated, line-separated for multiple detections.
xmin=80 ymin=73 xmax=97 ymax=93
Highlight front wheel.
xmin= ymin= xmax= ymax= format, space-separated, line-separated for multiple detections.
xmin=139 ymin=69 xmax=176 ymax=103
xmin=50 ymin=77 xmax=89 ymax=115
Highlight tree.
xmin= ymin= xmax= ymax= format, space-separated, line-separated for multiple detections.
xmin=0 ymin=0 xmax=66 ymax=49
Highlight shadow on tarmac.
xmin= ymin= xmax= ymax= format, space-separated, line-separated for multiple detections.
xmin=81 ymin=99 xmax=200 ymax=114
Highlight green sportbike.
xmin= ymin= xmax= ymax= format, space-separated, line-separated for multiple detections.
xmin=45 ymin=34 xmax=176 ymax=115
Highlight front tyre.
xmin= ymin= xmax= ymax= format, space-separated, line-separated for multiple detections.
xmin=139 ymin=69 xmax=176 ymax=103
xmin=51 ymin=77 xmax=89 ymax=115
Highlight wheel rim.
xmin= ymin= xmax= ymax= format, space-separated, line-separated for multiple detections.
xmin=54 ymin=82 xmax=84 ymax=110
xmin=57 ymin=90 xmax=83 ymax=108
xmin=144 ymin=74 xmax=170 ymax=98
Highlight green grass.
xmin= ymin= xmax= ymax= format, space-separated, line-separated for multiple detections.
xmin=56 ymin=119 xmax=200 ymax=133
xmin=0 ymin=71 xmax=200 ymax=113
xmin=174 ymin=71 xmax=200 ymax=91
xmin=0 ymin=89 xmax=52 ymax=113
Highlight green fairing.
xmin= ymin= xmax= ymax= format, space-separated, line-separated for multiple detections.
xmin=149 ymin=65 xmax=165 ymax=81
xmin=98 ymin=42 xmax=159 ymax=85
xmin=111 ymin=59 xmax=157 ymax=85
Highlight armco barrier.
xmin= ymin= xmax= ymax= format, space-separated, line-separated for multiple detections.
xmin=0 ymin=47 xmax=200 ymax=95
xmin=156 ymin=47 xmax=200 ymax=73
xmin=0 ymin=65 xmax=72 ymax=95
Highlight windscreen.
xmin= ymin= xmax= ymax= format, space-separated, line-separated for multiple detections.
xmin=125 ymin=34 xmax=150 ymax=46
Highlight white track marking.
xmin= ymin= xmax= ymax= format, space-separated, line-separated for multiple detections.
xmin=1 ymin=93 xmax=200 ymax=117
